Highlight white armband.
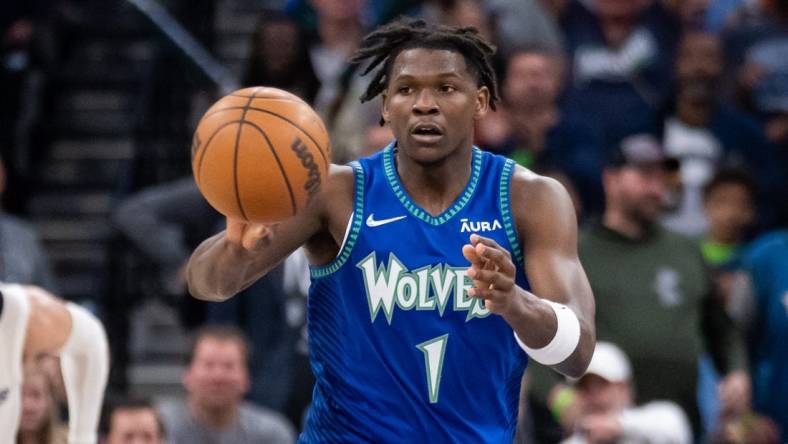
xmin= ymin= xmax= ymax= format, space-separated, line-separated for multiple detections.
xmin=514 ymin=299 xmax=581 ymax=365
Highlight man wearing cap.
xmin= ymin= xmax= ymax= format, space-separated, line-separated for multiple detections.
xmin=561 ymin=341 xmax=692 ymax=444
xmin=528 ymin=134 xmax=749 ymax=438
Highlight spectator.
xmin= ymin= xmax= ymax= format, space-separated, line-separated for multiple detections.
xmin=306 ymin=0 xmax=371 ymax=163
xmin=560 ymin=0 xmax=679 ymax=149
xmin=419 ymin=0 xmax=508 ymax=96
xmin=528 ymin=134 xmax=750 ymax=438
xmin=477 ymin=46 xmax=605 ymax=216
xmin=102 ymin=398 xmax=166 ymax=444
xmin=701 ymin=169 xmax=756 ymax=273
xmin=662 ymin=0 xmax=711 ymax=30
xmin=0 ymin=157 xmax=58 ymax=292
xmin=0 ymin=1 xmax=49 ymax=214
xmin=724 ymin=0 xmax=788 ymax=146
xmin=158 ymin=325 xmax=295 ymax=444
xmin=112 ymin=179 xmax=294 ymax=411
xmin=486 ymin=0 xmax=565 ymax=57
xmin=113 ymin=177 xmax=221 ymax=299
xmin=560 ymin=342 xmax=692 ymax=444
xmin=661 ymin=31 xmax=781 ymax=236
xmin=243 ymin=10 xmax=320 ymax=104
xmin=421 ymin=0 xmax=495 ymax=42
xmin=698 ymin=170 xmax=756 ymax=421
xmin=16 ymin=368 xmax=68 ymax=444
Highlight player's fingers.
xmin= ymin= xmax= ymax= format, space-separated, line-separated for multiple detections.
xmin=475 ymin=244 xmax=516 ymax=275
xmin=470 ymin=234 xmax=509 ymax=257
xmin=468 ymin=286 xmax=508 ymax=301
xmin=242 ymin=224 xmax=275 ymax=251
xmin=225 ymin=217 xmax=246 ymax=243
xmin=466 ymin=268 xmax=514 ymax=291
xmin=462 ymin=244 xmax=486 ymax=268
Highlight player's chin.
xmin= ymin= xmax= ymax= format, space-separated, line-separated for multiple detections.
xmin=402 ymin=135 xmax=451 ymax=163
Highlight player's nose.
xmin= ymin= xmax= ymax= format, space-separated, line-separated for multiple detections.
xmin=412 ymin=89 xmax=439 ymax=115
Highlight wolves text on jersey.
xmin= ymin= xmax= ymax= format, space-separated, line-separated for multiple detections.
xmin=357 ymin=252 xmax=491 ymax=324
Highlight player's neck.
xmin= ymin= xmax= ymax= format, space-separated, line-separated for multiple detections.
xmin=188 ymin=397 xmax=239 ymax=430
xmin=395 ymin=145 xmax=474 ymax=217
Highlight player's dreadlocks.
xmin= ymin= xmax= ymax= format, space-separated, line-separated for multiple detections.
xmin=351 ymin=18 xmax=500 ymax=114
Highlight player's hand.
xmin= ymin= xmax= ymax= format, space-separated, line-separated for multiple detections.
xmin=462 ymin=234 xmax=519 ymax=316
xmin=225 ymin=217 xmax=277 ymax=253
xmin=718 ymin=370 xmax=751 ymax=417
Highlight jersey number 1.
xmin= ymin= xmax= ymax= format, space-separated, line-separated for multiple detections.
xmin=416 ymin=334 xmax=449 ymax=403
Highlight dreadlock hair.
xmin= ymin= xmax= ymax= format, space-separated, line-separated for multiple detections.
xmin=350 ymin=17 xmax=500 ymax=119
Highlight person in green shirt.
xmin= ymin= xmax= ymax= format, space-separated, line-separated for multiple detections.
xmin=700 ymin=168 xmax=756 ymax=271
xmin=527 ymin=134 xmax=750 ymax=440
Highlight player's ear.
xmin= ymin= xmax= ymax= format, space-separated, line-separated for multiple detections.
xmin=473 ymin=86 xmax=490 ymax=120
xmin=381 ymin=92 xmax=391 ymax=124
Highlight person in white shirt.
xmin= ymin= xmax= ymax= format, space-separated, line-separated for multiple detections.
xmin=561 ymin=342 xmax=692 ymax=444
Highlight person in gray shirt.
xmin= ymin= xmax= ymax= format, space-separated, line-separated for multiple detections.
xmin=158 ymin=325 xmax=295 ymax=444
xmin=0 ymin=158 xmax=57 ymax=292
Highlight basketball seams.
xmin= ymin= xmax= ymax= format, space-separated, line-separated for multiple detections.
xmin=228 ymin=94 xmax=306 ymax=103
xmin=229 ymin=91 xmax=260 ymax=221
xmin=246 ymin=107 xmax=330 ymax=170
xmin=242 ymin=120 xmax=298 ymax=217
xmin=199 ymin=105 xmax=330 ymax=170
xmin=194 ymin=119 xmax=246 ymax=185
xmin=199 ymin=99 xmax=307 ymax=121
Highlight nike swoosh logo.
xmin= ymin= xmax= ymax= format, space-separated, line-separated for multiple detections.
xmin=366 ymin=214 xmax=407 ymax=227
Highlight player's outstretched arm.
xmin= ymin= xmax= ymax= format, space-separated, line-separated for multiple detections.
xmin=187 ymin=164 xmax=353 ymax=302
xmin=463 ymin=168 xmax=595 ymax=378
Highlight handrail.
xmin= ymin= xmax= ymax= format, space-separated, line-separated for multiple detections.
xmin=125 ymin=0 xmax=240 ymax=94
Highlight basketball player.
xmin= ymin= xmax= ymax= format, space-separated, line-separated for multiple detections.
xmin=0 ymin=283 xmax=109 ymax=443
xmin=187 ymin=19 xmax=595 ymax=442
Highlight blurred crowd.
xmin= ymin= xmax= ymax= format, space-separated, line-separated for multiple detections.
xmin=2 ymin=0 xmax=787 ymax=443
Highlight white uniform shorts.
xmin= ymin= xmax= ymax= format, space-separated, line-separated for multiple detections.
xmin=0 ymin=284 xmax=30 ymax=442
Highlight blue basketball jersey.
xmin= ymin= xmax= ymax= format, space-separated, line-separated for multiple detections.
xmin=300 ymin=144 xmax=530 ymax=443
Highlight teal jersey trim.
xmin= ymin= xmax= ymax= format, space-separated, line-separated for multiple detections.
xmin=382 ymin=145 xmax=482 ymax=226
xmin=499 ymin=159 xmax=523 ymax=266
xmin=309 ymin=161 xmax=365 ymax=278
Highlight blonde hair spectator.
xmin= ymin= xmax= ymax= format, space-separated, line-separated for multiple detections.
xmin=16 ymin=366 xmax=68 ymax=444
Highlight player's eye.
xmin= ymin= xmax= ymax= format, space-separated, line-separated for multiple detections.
xmin=398 ymin=86 xmax=413 ymax=94
xmin=439 ymin=84 xmax=456 ymax=93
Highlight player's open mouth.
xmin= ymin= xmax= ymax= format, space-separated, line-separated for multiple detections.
xmin=410 ymin=123 xmax=444 ymax=143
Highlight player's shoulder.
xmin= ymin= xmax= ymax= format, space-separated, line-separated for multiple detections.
xmin=319 ymin=163 xmax=355 ymax=200
xmin=507 ymin=164 xmax=577 ymax=235
xmin=509 ymin=164 xmax=572 ymax=210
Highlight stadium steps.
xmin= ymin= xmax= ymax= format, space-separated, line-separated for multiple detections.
xmin=29 ymin=0 xmax=152 ymax=305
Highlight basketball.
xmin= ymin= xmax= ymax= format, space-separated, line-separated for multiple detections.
xmin=191 ymin=87 xmax=331 ymax=222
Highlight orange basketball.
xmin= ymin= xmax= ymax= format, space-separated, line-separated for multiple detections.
xmin=191 ymin=87 xmax=330 ymax=222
